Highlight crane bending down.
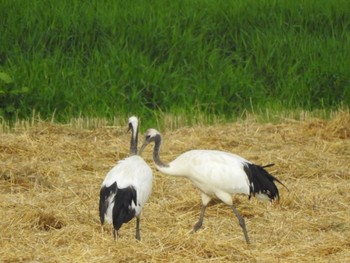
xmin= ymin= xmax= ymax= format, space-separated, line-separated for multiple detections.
xmin=139 ymin=128 xmax=287 ymax=244
xmin=99 ymin=116 xmax=153 ymax=240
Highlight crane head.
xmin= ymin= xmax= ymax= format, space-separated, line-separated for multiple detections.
xmin=127 ymin=116 xmax=138 ymax=133
xmin=139 ymin=128 xmax=161 ymax=155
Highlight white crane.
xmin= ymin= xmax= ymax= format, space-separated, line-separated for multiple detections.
xmin=99 ymin=116 xmax=153 ymax=241
xmin=139 ymin=128 xmax=287 ymax=244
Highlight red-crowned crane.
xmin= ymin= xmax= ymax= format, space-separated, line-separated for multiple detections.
xmin=139 ymin=128 xmax=287 ymax=244
xmin=99 ymin=116 xmax=153 ymax=241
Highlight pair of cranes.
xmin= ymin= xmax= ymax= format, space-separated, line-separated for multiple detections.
xmin=99 ymin=116 xmax=287 ymax=244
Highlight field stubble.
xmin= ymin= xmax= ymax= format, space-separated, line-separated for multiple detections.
xmin=0 ymin=111 xmax=349 ymax=262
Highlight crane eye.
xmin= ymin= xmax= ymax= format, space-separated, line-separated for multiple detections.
xmin=146 ymin=135 xmax=151 ymax=140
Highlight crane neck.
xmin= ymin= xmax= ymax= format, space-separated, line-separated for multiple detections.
xmin=129 ymin=126 xmax=138 ymax=156
xmin=153 ymin=134 xmax=170 ymax=168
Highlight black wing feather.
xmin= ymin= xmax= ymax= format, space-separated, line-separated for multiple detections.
xmin=112 ymin=186 xmax=137 ymax=231
xmin=244 ymin=163 xmax=287 ymax=201
xmin=99 ymin=182 xmax=117 ymax=225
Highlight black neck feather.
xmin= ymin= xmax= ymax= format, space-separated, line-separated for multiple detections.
xmin=130 ymin=127 xmax=138 ymax=156
xmin=153 ymin=134 xmax=169 ymax=168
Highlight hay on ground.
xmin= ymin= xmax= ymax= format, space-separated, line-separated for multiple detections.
xmin=0 ymin=111 xmax=349 ymax=262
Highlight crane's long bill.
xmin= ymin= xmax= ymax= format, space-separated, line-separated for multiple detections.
xmin=138 ymin=140 xmax=149 ymax=155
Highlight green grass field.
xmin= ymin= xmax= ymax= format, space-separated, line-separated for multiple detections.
xmin=1 ymin=0 xmax=349 ymax=127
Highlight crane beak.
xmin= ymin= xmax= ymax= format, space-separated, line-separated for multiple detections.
xmin=138 ymin=140 xmax=149 ymax=155
xmin=127 ymin=123 xmax=132 ymax=133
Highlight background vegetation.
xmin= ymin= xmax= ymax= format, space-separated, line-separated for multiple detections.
xmin=1 ymin=0 xmax=349 ymax=126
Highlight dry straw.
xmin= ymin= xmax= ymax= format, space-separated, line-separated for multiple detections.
xmin=0 ymin=110 xmax=349 ymax=262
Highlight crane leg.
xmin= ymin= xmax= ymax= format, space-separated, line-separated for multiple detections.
xmin=113 ymin=229 xmax=118 ymax=240
xmin=230 ymin=205 xmax=250 ymax=244
xmin=193 ymin=205 xmax=207 ymax=232
xmin=135 ymin=217 xmax=141 ymax=241
xmin=192 ymin=193 xmax=212 ymax=233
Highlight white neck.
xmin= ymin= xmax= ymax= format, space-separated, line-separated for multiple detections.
xmin=151 ymin=135 xmax=186 ymax=177
xmin=155 ymin=162 xmax=186 ymax=177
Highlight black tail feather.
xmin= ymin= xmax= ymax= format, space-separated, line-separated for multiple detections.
xmin=244 ymin=163 xmax=287 ymax=201
xmin=261 ymin=163 xmax=275 ymax=168
xmin=261 ymin=163 xmax=289 ymax=191
xmin=112 ymin=186 xmax=137 ymax=231
xmin=99 ymin=182 xmax=117 ymax=225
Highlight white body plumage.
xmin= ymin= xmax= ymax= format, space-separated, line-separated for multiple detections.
xmin=157 ymin=150 xmax=252 ymax=200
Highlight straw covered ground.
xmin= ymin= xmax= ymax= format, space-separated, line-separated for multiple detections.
xmin=1 ymin=111 xmax=349 ymax=262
